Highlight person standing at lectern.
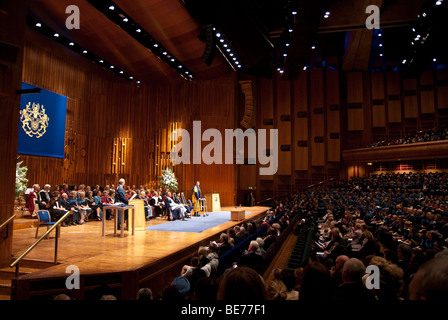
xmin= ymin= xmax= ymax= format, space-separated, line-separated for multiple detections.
xmin=192 ymin=181 xmax=201 ymax=216
xmin=115 ymin=178 xmax=128 ymax=230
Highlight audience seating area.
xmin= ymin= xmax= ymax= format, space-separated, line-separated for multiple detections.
xmin=366 ymin=124 xmax=448 ymax=148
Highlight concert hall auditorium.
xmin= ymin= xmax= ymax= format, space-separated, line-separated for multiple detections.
xmin=1 ymin=0 xmax=447 ymax=310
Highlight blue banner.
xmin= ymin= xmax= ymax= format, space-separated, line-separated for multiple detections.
xmin=17 ymin=83 xmax=67 ymax=158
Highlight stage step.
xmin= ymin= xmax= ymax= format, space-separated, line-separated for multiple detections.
xmin=0 ymin=259 xmax=54 ymax=300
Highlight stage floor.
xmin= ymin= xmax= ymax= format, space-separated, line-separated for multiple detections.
xmin=11 ymin=206 xmax=269 ymax=280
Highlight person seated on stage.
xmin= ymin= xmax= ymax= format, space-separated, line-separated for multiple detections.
xmin=77 ymin=191 xmax=93 ymax=223
xmin=138 ymin=190 xmax=152 ymax=220
xmin=67 ymin=190 xmax=85 ymax=224
xmin=101 ymin=190 xmax=114 ymax=220
xmin=93 ymin=190 xmax=103 ymax=221
xmin=39 ymin=184 xmax=52 ymax=209
xmin=47 ymin=191 xmax=71 ymax=227
xmin=174 ymin=192 xmax=193 ymax=217
xmin=165 ymin=191 xmax=188 ymax=221
xmin=58 ymin=192 xmax=78 ymax=226
xmin=149 ymin=191 xmax=164 ymax=218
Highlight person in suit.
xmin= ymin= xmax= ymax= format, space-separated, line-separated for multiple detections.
xmin=67 ymin=190 xmax=83 ymax=225
xmin=47 ymin=191 xmax=70 ymax=227
xmin=165 ymin=191 xmax=187 ymax=221
xmin=115 ymin=178 xmax=128 ymax=229
xmin=58 ymin=192 xmax=78 ymax=225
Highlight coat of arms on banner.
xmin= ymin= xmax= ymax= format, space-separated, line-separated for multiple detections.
xmin=19 ymin=102 xmax=50 ymax=138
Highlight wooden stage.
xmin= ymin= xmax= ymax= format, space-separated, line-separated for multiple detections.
xmin=9 ymin=206 xmax=270 ymax=300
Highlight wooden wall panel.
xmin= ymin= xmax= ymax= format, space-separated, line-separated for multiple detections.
xmin=372 ymin=105 xmax=386 ymax=127
xmin=257 ymin=78 xmax=274 ymax=180
xmin=310 ymin=69 xmax=325 ymax=166
xmin=347 ymin=72 xmax=364 ymax=131
xmin=19 ymin=28 xmax=236 ymax=205
xmin=371 ymin=72 xmax=385 ymax=100
xmin=294 ymin=71 xmax=308 ymax=171
xmin=403 ymin=78 xmax=418 ymax=119
xmin=276 ymin=77 xmax=292 ymax=175
xmin=437 ymin=70 xmax=448 ymax=109
xmin=326 ymin=69 xmax=340 ymax=162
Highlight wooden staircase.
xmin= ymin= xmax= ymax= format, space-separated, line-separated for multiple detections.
xmin=0 ymin=259 xmax=54 ymax=300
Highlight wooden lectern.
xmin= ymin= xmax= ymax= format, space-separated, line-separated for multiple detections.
xmin=205 ymin=193 xmax=221 ymax=212
xmin=128 ymin=199 xmax=146 ymax=231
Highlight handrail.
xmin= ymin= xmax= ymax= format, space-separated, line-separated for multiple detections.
xmin=0 ymin=214 xmax=16 ymax=232
xmin=10 ymin=210 xmax=73 ymax=277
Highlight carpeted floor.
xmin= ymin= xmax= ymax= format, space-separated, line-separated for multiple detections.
xmin=146 ymin=211 xmax=251 ymax=233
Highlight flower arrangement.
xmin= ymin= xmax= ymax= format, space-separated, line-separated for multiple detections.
xmin=15 ymin=158 xmax=29 ymax=204
xmin=159 ymin=167 xmax=178 ymax=192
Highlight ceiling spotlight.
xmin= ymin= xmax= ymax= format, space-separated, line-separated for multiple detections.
xmin=216 ymin=32 xmax=221 ymax=37
xmin=402 ymin=59 xmax=407 ymax=64
xmin=136 ymin=29 xmax=141 ymax=33
xmin=289 ymin=29 xmax=293 ymax=33
xmin=163 ymin=51 xmax=167 ymax=55
xmin=286 ymin=43 xmax=290 ymax=47
xmin=220 ymin=39 xmax=224 ymax=43
xmin=35 ymin=22 xmax=42 ymax=27
xmin=136 ymin=80 xmax=141 ymax=84
xmin=120 ymin=71 xmax=124 ymax=74
xmin=83 ymin=50 xmax=87 ymax=54
xmin=303 ymin=66 xmax=308 ymax=70
xmin=292 ymin=11 xmax=297 ymax=15
xmin=109 ymin=5 xmax=115 ymax=10
xmin=378 ymin=33 xmax=382 ymax=37
xmin=110 ymin=65 xmax=114 ymax=69
xmin=311 ymin=45 xmax=316 ymax=49
xmin=54 ymin=33 xmax=59 ymax=37
xmin=433 ymin=58 xmax=437 ymax=62
xmin=99 ymin=60 xmax=104 ymax=63
xmin=380 ymin=53 xmax=383 ymax=57
xmin=379 ymin=43 xmax=383 ymax=47
xmin=69 ymin=42 xmax=74 ymax=46
xmin=129 ymin=76 xmax=133 ymax=80
xmin=178 ymin=65 xmax=182 ymax=68
xmin=123 ymin=17 xmax=129 ymax=22
xmin=153 ymin=43 xmax=158 ymax=47
xmin=223 ymin=44 xmax=228 ymax=47
xmin=283 ymin=53 xmax=288 ymax=57
xmin=436 ymin=0 xmax=443 ymax=5
xmin=226 ymin=48 xmax=231 ymax=52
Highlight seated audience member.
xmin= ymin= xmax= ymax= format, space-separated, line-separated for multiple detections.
xmin=217 ymin=233 xmax=232 ymax=257
xmin=101 ymin=190 xmax=113 ymax=220
xmin=165 ymin=191 xmax=187 ymax=220
xmin=217 ymin=267 xmax=269 ymax=300
xmin=330 ymin=255 xmax=349 ymax=289
xmin=149 ymin=191 xmax=164 ymax=217
xmin=281 ymin=269 xmax=299 ymax=300
xmin=193 ymin=277 xmax=218 ymax=301
xmin=40 ymin=184 xmax=52 ymax=208
xmin=408 ymin=256 xmax=448 ymax=300
xmin=137 ymin=288 xmax=152 ymax=301
xmin=364 ymin=256 xmax=404 ymax=301
xmin=299 ymin=261 xmax=333 ymax=301
xmin=263 ymin=227 xmax=278 ymax=251
xmin=68 ymin=190 xmax=84 ymax=224
xmin=266 ymin=268 xmax=287 ymax=300
xmin=47 ymin=191 xmax=70 ymax=226
xmin=333 ymin=258 xmax=376 ymax=301
xmin=93 ymin=190 xmax=103 ymax=220
xmin=234 ymin=225 xmax=246 ymax=245
xmin=77 ymin=191 xmax=93 ymax=223
xmin=138 ymin=191 xmax=152 ymax=220
xmin=237 ymin=240 xmax=265 ymax=273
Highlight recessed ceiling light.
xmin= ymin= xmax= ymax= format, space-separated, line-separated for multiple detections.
xmin=54 ymin=33 xmax=59 ymax=37
xmin=136 ymin=29 xmax=141 ymax=33
xmin=109 ymin=5 xmax=115 ymax=10
xmin=69 ymin=42 xmax=74 ymax=46
xmin=83 ymin=50 xmax=87 ymax=54
xmin=35 ymin=23 xmax=42 ymax=27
